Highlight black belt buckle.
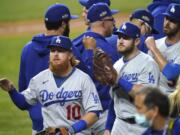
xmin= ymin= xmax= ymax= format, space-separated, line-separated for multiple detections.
xmin=121 ymin=117 xmax=136 ymax=124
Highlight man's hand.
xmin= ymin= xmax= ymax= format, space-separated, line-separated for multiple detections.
xmin=0 ymin=78 xmax=15 ymax=92
xmin=83 ymin=36 xmax=96 ymax=51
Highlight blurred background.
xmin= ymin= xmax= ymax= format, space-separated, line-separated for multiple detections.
xmin=0 ymin=0 xmax=151 ymax=134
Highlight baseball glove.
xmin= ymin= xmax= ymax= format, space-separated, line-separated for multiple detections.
xmin=93 ymin=48 xmax=118 ymax=85
xmin=41 ymin=127 xmax=74 ymax=135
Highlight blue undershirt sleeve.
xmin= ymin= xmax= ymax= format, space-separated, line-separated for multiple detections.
xmin=8 ymin=88 xmax=32 ymax=110
xmin=105 ymin=99 xmax=116 ymax=131
xmin=162 ymin=63 xmax=180 ymax=81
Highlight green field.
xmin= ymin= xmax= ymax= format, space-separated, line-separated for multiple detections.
xmin=0 ymin=0 xmax=151 ymax=135
xmin=0 ymin=0 xmax=151 ymax=21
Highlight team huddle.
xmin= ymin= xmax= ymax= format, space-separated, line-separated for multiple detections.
xmin=0 ymin=0 xmax=180 ymax=135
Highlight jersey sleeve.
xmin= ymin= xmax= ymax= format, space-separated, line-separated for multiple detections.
xmin=21 ymin=78 xmax=38 ymax=105
xmin=82 ymin=75 xmax=102 ymax=112
xmin=138 ymin=61 xmax=160 ymax=86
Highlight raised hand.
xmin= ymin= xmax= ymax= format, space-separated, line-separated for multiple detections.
xmin=0 ymin=78 xmax=15 ymax=92
xmin=83 ymin=36 xmax=96 ymax=51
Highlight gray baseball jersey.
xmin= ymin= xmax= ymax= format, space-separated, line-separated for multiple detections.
xmin=110 ymin=52 xmax=159 ymax=135
xmin=112 ymin=51 xmax=159 ymax=119
xmin=22 ymin=68 xmax=102 ymax=133
xmin=154 ymin=37 xmax=180 ymax=94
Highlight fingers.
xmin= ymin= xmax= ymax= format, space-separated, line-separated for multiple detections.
xmin=83 ymin=36 xmax=96 ymax=50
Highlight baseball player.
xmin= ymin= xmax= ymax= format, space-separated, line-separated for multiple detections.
xmin=73 ymin=0 xmax=120 ymax=58
xmin=129 ymin=9 xmax=159 ymax=53
xmin=18 ymin=3 xmax=91 ymax=135
xmin=0 ymin=36 xmax=102 ymax=135
xmin=104 ymin=22 xmax=160 ymax=135
xmin=73 ymin=3 xmax=120 ymax=135
xmin=146 ymin=3 xmax=180 ymax=94
xmin=147 ymin=0 xmax=180 ymax=39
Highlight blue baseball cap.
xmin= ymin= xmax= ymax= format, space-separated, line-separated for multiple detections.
xmin=130 ymin=9 xmax=159 ymax=34
xmin=163 ymin=3 xmax=180 ymax=22
xmin=79 ymin=0 xmax=119 ymax=14
xmin=48 ymin=36 xmax=73 ymax=51
xmin=114 ymin=22 xmax=141 ymax=38
xmin=44 ymin=4 xmax=78 ymax=23
xmin=87 ymin=3 xmax=114 ymax=23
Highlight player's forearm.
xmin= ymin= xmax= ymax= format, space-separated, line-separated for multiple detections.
xmin=81 ymin=111 xmax=99 ymax=127
xmin=8 ymin=88 xmax=32 ymax=110
xmin=149 ymin=46 xmax=167 ymax=71
xmin=70 ymin=111 xmax=99 ymax=134
xmin=118 ymin=78 xmax=143 ymax=97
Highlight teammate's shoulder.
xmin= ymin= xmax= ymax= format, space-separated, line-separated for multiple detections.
xmin=139 ymin=52 xmax=158 ymax=66
xmin=139 ymin=51 xmax=154 ymax=60
xmin=155 ymin=37 xmax=166 ymax=45
xmin=74 ymin=68 xmax=90 ymax=78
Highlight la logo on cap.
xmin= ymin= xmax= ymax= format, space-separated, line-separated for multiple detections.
xmin=62 ymin=14 xmax=68 ymax=19
xmin=100 ymin=11 xmax=107 ymax=17
xmin=170 ymin=5 xmax=175 ymax=13
xmin=142 ymin=16 xmax=150 ymax=22
xmin=56 ymin=38 xmax=61 ymax=44
xmin=122 ymin=24 xmax=127 ymax=30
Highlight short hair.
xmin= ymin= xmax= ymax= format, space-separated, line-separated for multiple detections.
xmin=45 ymin=19 xmax=69 ymax=30
xmin=136 ymin=87 xmax=170 ymax=117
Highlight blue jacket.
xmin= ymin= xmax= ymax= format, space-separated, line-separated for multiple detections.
xmin=142 ymin=118 xmax=180 ymax=135
xmin=73 ymin=31 xmax=119 ymax=110
xmin=19 ymin=34 xmax=53 ymax=131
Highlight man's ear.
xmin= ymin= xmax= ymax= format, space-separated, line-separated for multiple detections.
xmin=134 ymin=38 xmax=140 ymax=47
xmin=61 ymin=21 xmax=66 ymax=29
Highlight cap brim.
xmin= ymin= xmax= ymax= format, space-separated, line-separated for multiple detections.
xmin=162 ymin=13 xmax=180 ymax=22
xmin=47 ymin=45 xmax=71 ymax=51
xmin=71 ymin=15 xmax=79 ymax=19
xmin=79 ymin=0 xmax=88 ymax=7
xmin=113 ymin=30 xmax=126 ymax=36
xmin=111 ymin=9 xmax=120 ymax=15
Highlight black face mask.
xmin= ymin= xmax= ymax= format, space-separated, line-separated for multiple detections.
xmin=63 ymin=24 xmax=70 ymax=37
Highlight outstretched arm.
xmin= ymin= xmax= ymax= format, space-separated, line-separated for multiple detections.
xmin=0 ymin=78 xmax=31 ymax=110
xmin=146 ymin=36 xmax=180 ymax=80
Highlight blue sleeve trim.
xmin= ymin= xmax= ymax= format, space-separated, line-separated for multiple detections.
xmin=118 ymin=78 xmax=133 ymax=93
xmin=71 ymin=119 xmax=87 ymax=133
xmin=8 ymin=88 xmax=32 ymax=110
xmin=105 ymin=100 xmax=116 ymax=131
xmin=162 ymin=63 xmax=180 ymax=81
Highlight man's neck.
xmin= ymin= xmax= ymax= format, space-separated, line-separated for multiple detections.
xmin=152 ymin=116 xmax=167 ymax=131
xmin=166 ymin=32 xmax=180 ymax=45
xmin=123 ymin=49 xmax=140 ymax=61
xmin=50 ymin=64 xmax=73 ymax=77
xmin=91 ymin=26 xmax=106 ymax=37
xmin=45 ymin=29 xmax=62 ymax=36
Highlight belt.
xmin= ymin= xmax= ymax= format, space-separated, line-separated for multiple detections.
xmin=120 ymin=117 xmax=136 ymax=124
